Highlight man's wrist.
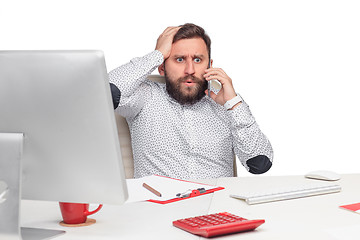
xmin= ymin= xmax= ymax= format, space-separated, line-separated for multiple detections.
xmin=228 ymin=102 xmax=242 ymax=110
xmin=154 ymin=50 xmax=165 ymax=61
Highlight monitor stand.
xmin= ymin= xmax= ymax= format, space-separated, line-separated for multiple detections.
xmin=0 ymin=133 xmax=65 ymax=240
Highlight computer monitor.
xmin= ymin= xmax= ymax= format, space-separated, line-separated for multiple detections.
xmin=0 ymin=50 xmax=128 ymax=239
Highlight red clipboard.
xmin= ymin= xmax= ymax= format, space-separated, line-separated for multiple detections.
xmin=133 ymin=175 xmax=224 ymax=204
xmin=147 ymin=186 xmax=225 ymax=204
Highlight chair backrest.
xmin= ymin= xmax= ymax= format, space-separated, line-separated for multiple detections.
xmin=115 ymin=114 xmax=134 ymax=179
xmin=115 ymin=75 xmax=237 ymax=178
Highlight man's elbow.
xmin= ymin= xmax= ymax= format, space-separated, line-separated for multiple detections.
xmin=110 ymin=83 xmax=121 ymax=109
xmin=246 ymin=155 xmax=272 ymax=174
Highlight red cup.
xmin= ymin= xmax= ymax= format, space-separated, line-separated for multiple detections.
xmin=59 ymin=202 xmax=103 ymax=224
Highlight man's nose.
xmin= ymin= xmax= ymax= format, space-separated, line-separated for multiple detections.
xmin=184 ymin=61 xmax=195 ymax=75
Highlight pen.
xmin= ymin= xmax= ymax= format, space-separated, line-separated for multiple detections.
xmin=176 ymin=189 xmax=192 ymax=198
xmin=143 ymin=183 xmax=162 ymax=197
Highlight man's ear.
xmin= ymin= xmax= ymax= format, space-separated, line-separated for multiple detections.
xmin=210 ymin=59 xmax=213 ymax=68
xmin=158 ymin=63 xmax=165 ymax=76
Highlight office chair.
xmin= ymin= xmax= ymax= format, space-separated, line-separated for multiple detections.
xmin=115 ymin=75 xmax=237 ymax=178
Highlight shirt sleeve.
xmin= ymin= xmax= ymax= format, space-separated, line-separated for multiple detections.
xmin=227 ymin=101 xmax=274 ymax=174
xmin=108 ymin=50 xmax=164 ymax=118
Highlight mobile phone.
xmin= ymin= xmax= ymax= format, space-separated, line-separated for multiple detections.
xmin=207 ymin=57 xmax=222 ymax=97
xmin=207 ymin=59 xmax=211 ymax=97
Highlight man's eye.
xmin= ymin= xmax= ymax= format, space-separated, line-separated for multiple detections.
xmin=176 ymin=57 xmax=184 ymax=62
xmin=194 ymin=58 xmax=201 ymax=63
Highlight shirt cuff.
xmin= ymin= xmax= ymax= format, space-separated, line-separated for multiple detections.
xmin=152 ymin=50 xmax=165 ymax=66
xmin=227 ymin=102 xmax=255 ymax=129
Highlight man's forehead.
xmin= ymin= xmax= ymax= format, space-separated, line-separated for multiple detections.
xmin=171 ymin=38 xmax=208 ymax=55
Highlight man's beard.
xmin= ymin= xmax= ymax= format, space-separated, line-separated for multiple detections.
xmin=165 ymin=71 xmax=207 ymax=105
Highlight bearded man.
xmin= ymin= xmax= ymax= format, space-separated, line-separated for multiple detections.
xmin=109 ymin=23 xmax=273 ymax=179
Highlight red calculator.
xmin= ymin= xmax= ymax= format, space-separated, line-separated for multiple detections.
xmin=173 ymin=212 xmax=264 ymax=238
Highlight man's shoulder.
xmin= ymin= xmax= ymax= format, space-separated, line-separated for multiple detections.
xmin=146 ymin=75 xmax=166 ymax=84
xmin=141 ymin=75 xmax=165 ymax=91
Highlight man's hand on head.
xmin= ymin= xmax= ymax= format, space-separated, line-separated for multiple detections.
xmin=155 ymin=26 xmax=181 ymax=60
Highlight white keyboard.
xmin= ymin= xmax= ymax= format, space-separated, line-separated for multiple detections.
xmin=230 ymin=183 xmax=341 ymax=205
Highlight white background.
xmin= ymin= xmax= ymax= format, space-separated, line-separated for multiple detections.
xmin=1 ymin=0 xmax=359 ymax=176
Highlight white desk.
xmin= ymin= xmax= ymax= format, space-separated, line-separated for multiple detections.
xmin=21 ymin=174 xmax=360 ymax=239
xmin=210 ymin=174 xmax=360 ymax=240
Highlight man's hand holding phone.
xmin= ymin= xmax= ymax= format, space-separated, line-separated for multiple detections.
xmin=204 ymin=68 xmax=241 ymax=109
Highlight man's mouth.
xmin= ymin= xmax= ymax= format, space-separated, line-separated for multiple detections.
xmin=179 ymin=75 xmax=203 ymax=87
xmin=183 ymin=78 xmax=196 ymax=86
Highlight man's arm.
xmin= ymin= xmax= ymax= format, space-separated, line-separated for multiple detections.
xmin=108 ymin=26 xmax=180 ymax=117
xmin=108 ymin=51 xmax=163 ymax=118
xmin=229 ymin=102 xmax=273 ymax=174
xmin=108 ymin=51 xmax=163 ymax=99
xmin=204 ymin=68 xmax=273 ymax=174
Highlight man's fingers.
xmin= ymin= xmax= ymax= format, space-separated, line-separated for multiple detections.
xmin=204 ymin=68 xmax=231 ymax=84
xmin=204 ymin=68 xmax=226 ymax=78
xmin=162 ymin=26 xmax=181 ymax=36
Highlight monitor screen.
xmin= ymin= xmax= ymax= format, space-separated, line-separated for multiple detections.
xmin=0 ymin=50 xmax=128 ymax=205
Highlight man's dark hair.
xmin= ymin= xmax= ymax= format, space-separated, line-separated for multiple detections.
xmin=173 ymin=23 xmax=211 ymax=62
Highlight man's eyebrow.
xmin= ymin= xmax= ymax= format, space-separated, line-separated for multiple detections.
xmin=173 ymin=55 xmax=185 ymax=58
xmin=173 ymin=54 xmax=206 ymax=58
xmin=193 ymin=54 xmax=206 ymax=59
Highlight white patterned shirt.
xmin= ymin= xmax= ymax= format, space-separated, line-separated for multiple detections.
xmin=109 ymin=50 xmax=273 ymax=179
